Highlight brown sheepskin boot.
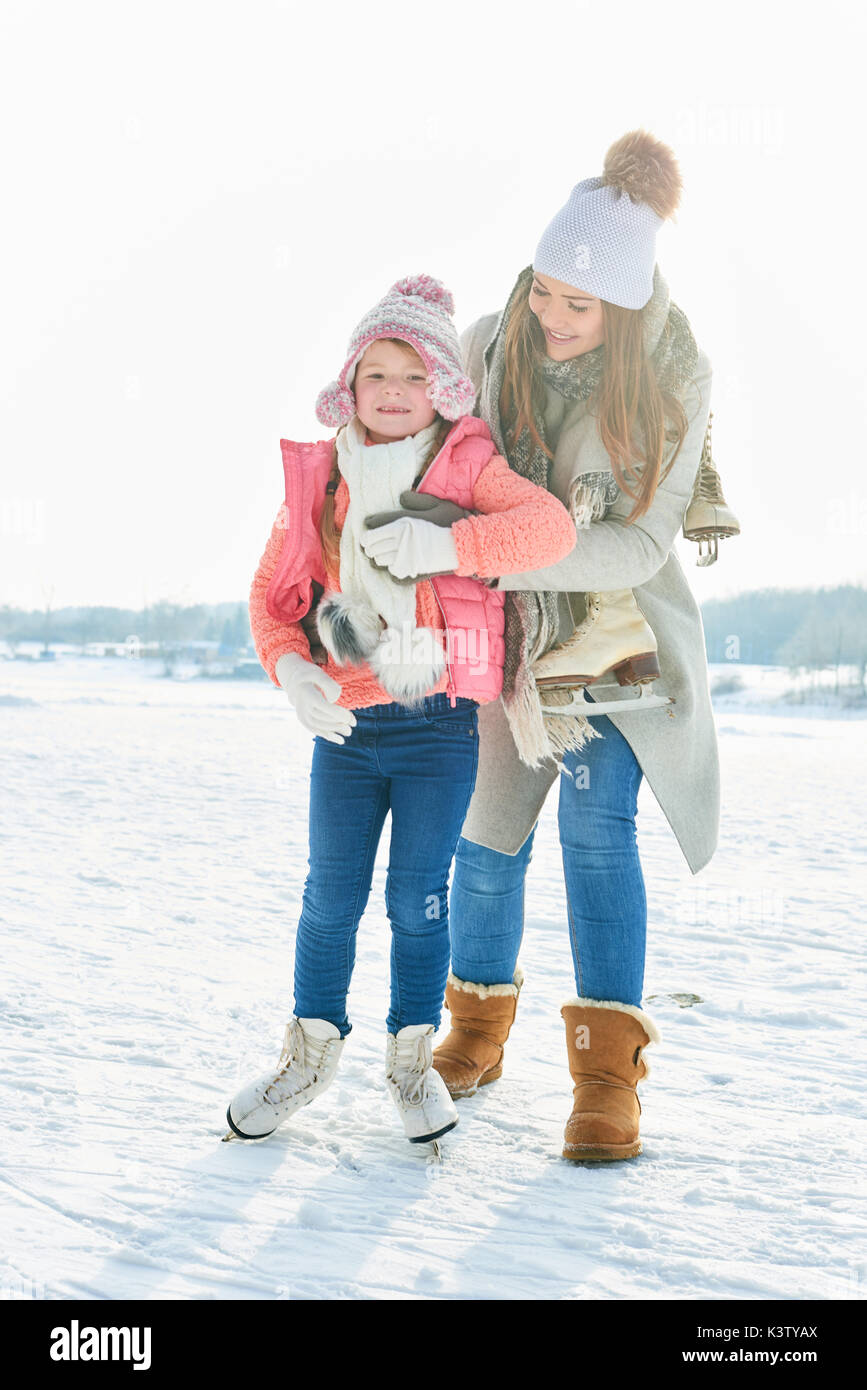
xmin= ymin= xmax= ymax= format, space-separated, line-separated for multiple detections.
xmin=432 ymin=970 xmax=523 ymax=1098
xmin=560 ymin=997 xmax=660 ymax=1162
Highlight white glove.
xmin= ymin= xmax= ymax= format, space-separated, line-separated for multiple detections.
xmin=275 ymin=651 xmax=356 ymax=744
xmin=360 ymin=516 xmax=459 ymax=581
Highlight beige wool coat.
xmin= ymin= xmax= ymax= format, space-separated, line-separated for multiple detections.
xmin=456 ymin=284 xmax=720 ymax=875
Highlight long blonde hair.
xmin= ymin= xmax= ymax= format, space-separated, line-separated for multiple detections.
xmin=500 ymin=290 xmax=688 ymax=523
xmin=318 ymin=346 xmax=455 ymax=575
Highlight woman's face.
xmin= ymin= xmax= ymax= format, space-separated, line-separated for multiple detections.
xmin=352 ymin=339 xmax=437 ymax=444
xmin=529 ymin=271 xmax=605 ymax=360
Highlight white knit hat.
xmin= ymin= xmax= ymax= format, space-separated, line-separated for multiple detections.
xmin=533 ymin=131 xmax=683 ymax=310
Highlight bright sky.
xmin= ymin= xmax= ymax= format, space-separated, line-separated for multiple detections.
xmin=3 ymin=0 xmax=866 ymax=613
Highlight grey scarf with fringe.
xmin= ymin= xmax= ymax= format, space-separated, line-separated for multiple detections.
xmin=480 ymin=264 xmax=699 ymax=772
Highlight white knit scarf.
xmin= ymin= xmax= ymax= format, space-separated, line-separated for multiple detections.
xmin=317 ymin=414 xmax=447 ymax=705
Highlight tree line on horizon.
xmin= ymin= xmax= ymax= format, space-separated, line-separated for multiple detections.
xmin=1 ymin=586 xmax=865 ymax=683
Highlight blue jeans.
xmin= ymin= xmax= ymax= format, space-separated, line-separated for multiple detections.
xmin=293 ymin=692 xmax=479 ymax=1037
xmin=448 ymin=696 xmax=647 ymax=1005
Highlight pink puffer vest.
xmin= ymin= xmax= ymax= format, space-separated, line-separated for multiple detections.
xmin=264 ymin=416 xmax=506 ymax=706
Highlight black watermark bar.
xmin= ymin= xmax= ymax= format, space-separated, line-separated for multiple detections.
xmin=0 ymin=1297 xmax=857 ymax=1372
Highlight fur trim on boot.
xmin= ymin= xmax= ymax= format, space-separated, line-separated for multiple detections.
xmin=316 ymin=590 xmax=383 ymax=666
xmin=432 ymin=969 xmax=523 ymax=1097
xmin=447 ymin=968 xmax=525 ymax=1001
xmin=560 ymin=997 xmax=659 ymax=1162
xmin=560 ymin=995 xmax=661 ymax=1044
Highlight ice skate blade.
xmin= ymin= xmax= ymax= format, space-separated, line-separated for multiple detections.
xmin=222 ymin=1126 xmax=273 ymax=1143
xmin=540 ymin=688 xmax=676 ymax=717
xmin=408 ymin=1117 xmax=458 ymax=1145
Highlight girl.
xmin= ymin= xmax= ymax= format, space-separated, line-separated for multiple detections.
xmin=225 ymin=275 xmax=577 ymax=1150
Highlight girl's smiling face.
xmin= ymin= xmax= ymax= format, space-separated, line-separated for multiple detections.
xmin=352 ymin=339 xmax=437 ymax=443
xmin=529 ymin=271 xmax=606 ymax=359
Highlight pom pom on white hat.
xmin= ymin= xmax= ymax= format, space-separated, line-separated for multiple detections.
xmin=533 ymin=130 xmax=683 ymax=310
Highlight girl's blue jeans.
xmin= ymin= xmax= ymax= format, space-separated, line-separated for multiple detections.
xmin=448 ymin=695 xmax=648 ymax=1005
xmin=293 ymin=692 xmax=479 ymax=1037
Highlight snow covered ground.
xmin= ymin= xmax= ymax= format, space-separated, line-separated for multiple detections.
xmin=1 ymin=657 xmax=865 ymax=1301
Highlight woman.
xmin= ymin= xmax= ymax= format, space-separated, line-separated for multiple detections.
xmin=392 ymin=131 xmax=718 ymax=1161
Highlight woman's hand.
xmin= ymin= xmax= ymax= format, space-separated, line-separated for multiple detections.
xmin=364 ymin=489 xmax=474 ymax=531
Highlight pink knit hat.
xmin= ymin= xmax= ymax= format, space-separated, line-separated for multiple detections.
xmin=315 ymin=273 xmax=477 ymax=428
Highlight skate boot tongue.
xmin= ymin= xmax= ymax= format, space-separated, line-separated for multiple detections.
xmin=292 ymin=1017 xmax=342 ymax=1079
xmin=390 ymin=1026 xmax=433 ymax=1106
xmin=274 ymin=1018 xmax=303 ymax=1073
xmin=297 ymin=1017 xmax=342 ymax=1043
xmin=264 ymin=1017 xmax=342 ymax=1103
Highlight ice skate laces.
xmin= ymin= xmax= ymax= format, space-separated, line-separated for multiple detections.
xmin=694 ymin=460 xmax=726 ymax=505
xmin=263 ymin=1019 xmax=307 ymax=1103
xmin=277 ymin=1019 xmax=303 ymax=1072
xmin=392 ymin=1035 xmax=430 ymax=1108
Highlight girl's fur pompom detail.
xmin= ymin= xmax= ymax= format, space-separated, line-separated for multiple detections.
xmin=391 ymin=273 xmax=455 ymax=316
xmin=368 ymin=625 xmax=446 ymax=705
xmin=602 ymin=129 xmax=682 ymax=220
xmin=316 ymin=591 xmax=383 ymax=666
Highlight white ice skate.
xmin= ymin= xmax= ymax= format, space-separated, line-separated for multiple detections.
xmin=386 ymin=1024 xmax=458 ymax=1156
xmin=224 ymin=1016 xmax=344 ymax=1141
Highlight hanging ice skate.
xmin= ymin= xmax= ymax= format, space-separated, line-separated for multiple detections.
xmin=682 ymin=412 xmax=740 ymax=566
xmin=533 ymin=591 xmax=676 ymax=719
